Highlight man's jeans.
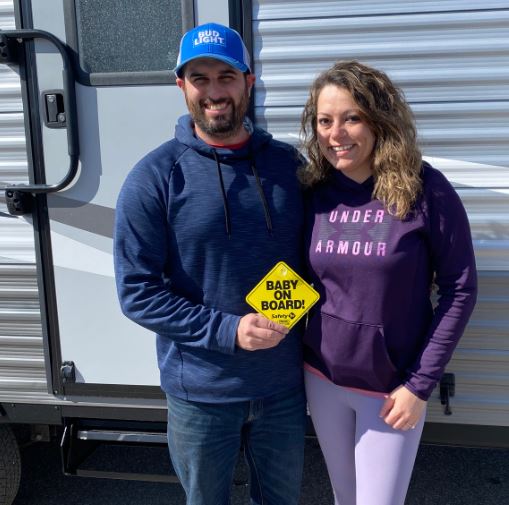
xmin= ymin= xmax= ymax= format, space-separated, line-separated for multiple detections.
xmin=166 ymin=387 xmax=306 ymax=505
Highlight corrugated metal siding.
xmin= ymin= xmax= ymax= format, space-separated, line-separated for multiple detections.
xmin=0 ymin=111 xmax=35 ymax=263
xmin=0 ymin=66 xmax=23 ymax=112
xmin=254 ymin=0 xmax=509 ymax=19
xmin=253 ymin=0 xmax=509 ymax=426
xmin=257 ymin=103 xmax=509 ymax=185
xmin=254 ymin=10 xmax=509 ymax=104
xmin=0 ymin=265 xmax=46 ymax=395
xmin=0 ymin=218 xmax=36 ymax=264
xmin=0 ymin=0 xmax=49 ymax=402
xmin=428 ymin=267 xmax=509 ymax=423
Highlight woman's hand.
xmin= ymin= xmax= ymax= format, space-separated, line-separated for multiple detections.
xmin=379 ymin=385 xmax=427 ymax=431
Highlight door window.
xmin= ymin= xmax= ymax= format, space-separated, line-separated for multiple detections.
xmin=67 ymin=0 xmax=193 ymax=85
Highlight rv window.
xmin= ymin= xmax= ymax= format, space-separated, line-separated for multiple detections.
xmin=70 ymin=0 xmax=187 ymax=84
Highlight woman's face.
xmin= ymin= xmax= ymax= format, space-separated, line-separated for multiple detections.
xmin=316 ymin=85 xmax=376 ymax=183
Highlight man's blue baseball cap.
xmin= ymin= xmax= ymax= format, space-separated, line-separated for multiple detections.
xmin=174 ymin=23 xmax=251 ymax=77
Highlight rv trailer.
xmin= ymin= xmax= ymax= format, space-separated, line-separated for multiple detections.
xmin=1 ymin=0 xmax=508 ymax=503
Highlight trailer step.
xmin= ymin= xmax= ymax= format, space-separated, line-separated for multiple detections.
xmin=60 ymin=421 xmax=179 ymax=484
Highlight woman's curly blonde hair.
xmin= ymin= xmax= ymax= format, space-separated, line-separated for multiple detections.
xmin=299 ymin=60 xmax=422 ymax=219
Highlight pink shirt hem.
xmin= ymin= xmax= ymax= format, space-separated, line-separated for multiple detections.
xmin=304 ymin=363 xmax=388 ymax=399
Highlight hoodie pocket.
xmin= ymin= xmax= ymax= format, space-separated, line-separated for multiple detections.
xmin=305 ymin=311 xmax=399 ymax=392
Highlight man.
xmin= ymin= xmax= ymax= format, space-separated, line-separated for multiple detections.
xmin=114 ymin=23 xmax=305 ymax=505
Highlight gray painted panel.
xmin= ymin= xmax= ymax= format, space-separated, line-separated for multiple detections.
xmin=33 ymin=45 xmax=72 ymax=185
xmin=58 ymin=84 xmax=188 ymax=208
xmin=31 ymin=0 xmax=66 ymax=40
xmin=45 ymin=84 xmax=188 ymax=385
xmin=194 ymin=0 xmax=229 ymax=26
xmin=56 ymin=267 xmax=159 ymax=386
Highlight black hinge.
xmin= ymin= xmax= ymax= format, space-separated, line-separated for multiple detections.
xmin=5 ymin=189 xmax=33 ymax=215
xmin=60 ymin=361 xmax=76 ymax=384
xmin=0 ymin=32 xmax=20 ymax=64
xmin=440 ymin=372 xmax=455 ymax=415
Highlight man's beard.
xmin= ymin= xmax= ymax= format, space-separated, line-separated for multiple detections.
xmin=186 ymin=89 xmax=250 ymax=140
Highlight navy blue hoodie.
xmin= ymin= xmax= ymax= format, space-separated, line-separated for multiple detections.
xmin=304 ymin=163 xmax=477 ymax=400
xmin=114 ymin=115 xmax=304 ymax=402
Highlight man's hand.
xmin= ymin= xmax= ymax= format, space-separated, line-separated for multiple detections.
xmin=379 ymin=385 xmax=427 ymax=431
xmin=236 ymin=313 xmax=289 ymax=351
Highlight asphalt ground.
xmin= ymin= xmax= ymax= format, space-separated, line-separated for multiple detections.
xmin=10 ymin=434 xmax=509 ymax=505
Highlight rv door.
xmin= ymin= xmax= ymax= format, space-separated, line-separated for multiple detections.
xmin=12 ymin=0 xmax=234 ymax=398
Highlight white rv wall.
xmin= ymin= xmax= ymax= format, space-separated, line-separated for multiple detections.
xmin=252 ymin=0 xmax=509 ymax=427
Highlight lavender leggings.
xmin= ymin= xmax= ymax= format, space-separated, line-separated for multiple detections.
xmin=305 ymin=370 xmax=425 ymax=505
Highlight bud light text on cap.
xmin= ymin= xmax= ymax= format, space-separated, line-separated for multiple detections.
xmin=174 ymin=22 xmax=251 ymax=77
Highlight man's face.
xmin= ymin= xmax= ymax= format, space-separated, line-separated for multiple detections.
xmin=177 ymin=58 xmax=255 ymax=142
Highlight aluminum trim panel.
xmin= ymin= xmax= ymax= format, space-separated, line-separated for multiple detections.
xmin=0 ymin=7 xmax=33 ymax=265
xmin=0 ymin=67 xmax=23 ymax=113
xmin=0 ymin=0 xmax=21 ymax=110
xmin=0 ymin=113 xmax=29 ymax=187
xmin=0 ymin=264 xmax=46 ymax=394
xmin=255 ymin=104 xmax=509 ymax=187
xmin=252 ymin=0 xmax=509 ymax=428
xmin=0 ymin=0 xmax=16 ymax=28
xmin=253 ymin=10 xmax=509 ymax=105
xmin=0 ymin=219 xmax=36 ymax=263
xmin=0 ymin=1 xmax=48 ymax=400
xmin=254 ymin=0 xmax=509 ymax=20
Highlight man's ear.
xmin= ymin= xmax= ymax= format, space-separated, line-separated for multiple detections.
xmin=246 ymin=74 xmax=256 ymax=97
xmin=247 ymin=74 xmax=256 ymax=89
xmin=176 ymin=77 xmax=185 ymax=90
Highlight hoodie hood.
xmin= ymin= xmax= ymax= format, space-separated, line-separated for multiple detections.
xmin=320 ymin=168 xmax=375 ymax=209
xmin=329 ymin=168 xmax=375 ymax=193
xmin=174 ymin=114 xmax=273 ymax=159
xmin=174 ymin=114 xmax=276 ymax=236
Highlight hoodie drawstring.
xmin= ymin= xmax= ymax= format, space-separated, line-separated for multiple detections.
xmin=250 ymin=159 xmax=273 ymax=236
xmin=212 ymin=149 xmax=232 ymax=236
xmin=212 ymin=149 xmax=273 ymax=237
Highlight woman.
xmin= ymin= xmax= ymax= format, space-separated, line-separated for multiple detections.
xmin=300 ymin=61 xmax=477 ymax=505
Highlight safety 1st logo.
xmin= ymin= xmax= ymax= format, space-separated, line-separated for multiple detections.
xmin=246 ymin=262 xmax=319 ymax=329
xmin=193 ymin=29 xmax=226 ymax=47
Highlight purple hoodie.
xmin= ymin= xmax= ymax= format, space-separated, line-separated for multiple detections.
xmin=303 ymin=162 xmax=477 ymax=401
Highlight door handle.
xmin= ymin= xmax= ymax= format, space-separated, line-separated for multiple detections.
xmin=43 ymin=91 xmax=67 ymax=128
xmin=0 ymin=29 xmax=80 ymax=213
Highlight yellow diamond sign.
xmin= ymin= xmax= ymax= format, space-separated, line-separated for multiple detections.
xmin=246 ymin=261 xmax=320 ymax=329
